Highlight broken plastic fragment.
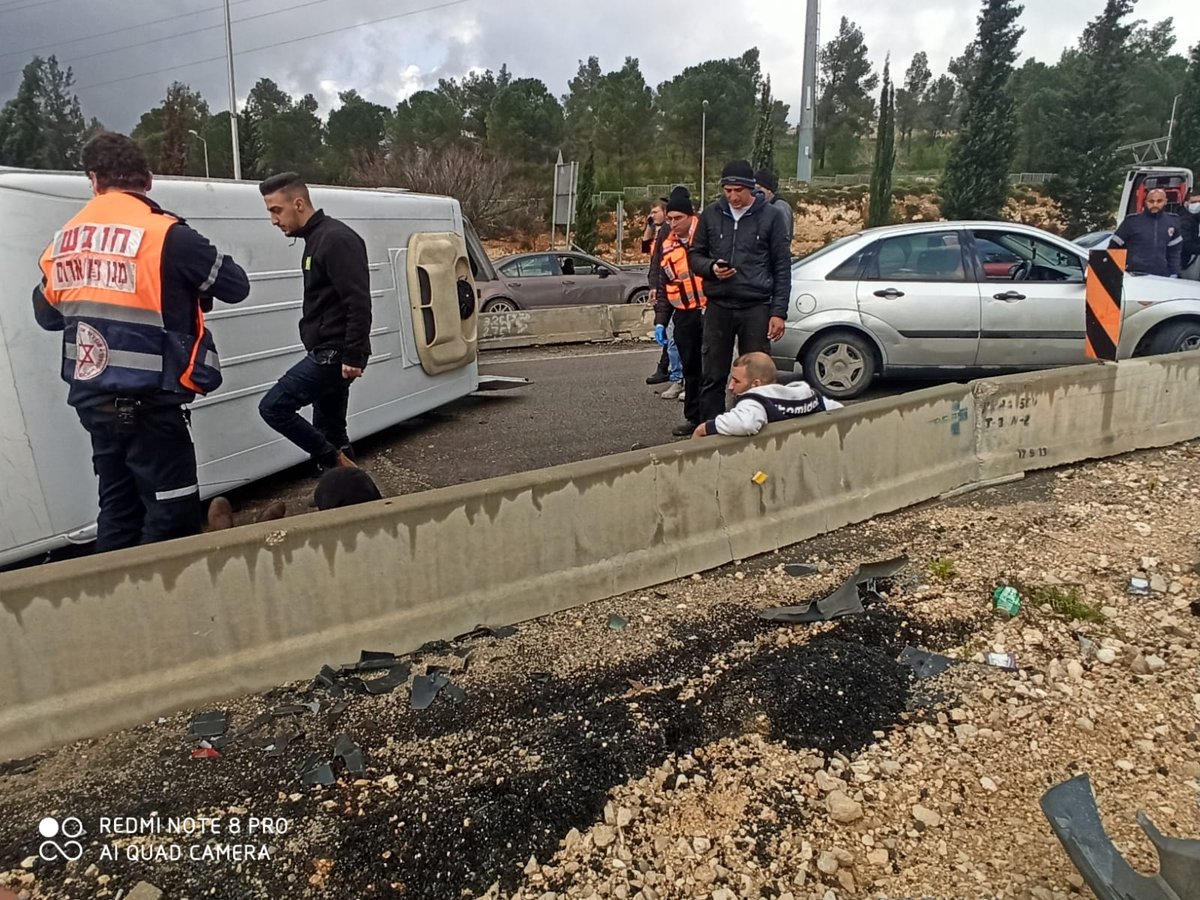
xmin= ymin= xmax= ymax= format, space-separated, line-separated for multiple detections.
xmin=760 ymin=556 xmax=910 ymax=624
xmin=187 ymin=710 xmax=229 ymax=739
xmin=898 ymin=647 xmax=960 ymax=679
xmin=443 ymin=684 xmax=467 ymax=703
xmin=346 ymin=650 xmax=398 ymax=673
xmin=751 ymin=471 xmax=768 ymax=485
xmin=1041 ymin=773 xmax=1200 ymax=900
xmin=362 ymin=663 xmax=412 ymax=696
xmin=783 ymin=563 xmax=818 ymax=577
xmin=314 ymin=665 xmax=341 ymax=688
xmin=190 ymin=747 xmax=221 ymax=760
xmin=607 ymin=614 xmax=628 ymax=631
xmin=333 ymin=735 xmax=365 ymax=775
xmin=1128 ymin=576 xmax=1150 ymax=595
xmin=410 ymin=673 xmax=451 ymax=710
xmin=985 ymin=652 xmax=1019 ymax=670
xmin=265 ymin=722 xmax=302 ymax=758
xmin=298 ymin=754 xmax=335 ymax=787
xmin=325 ymin=699 xmax=350 ymax=727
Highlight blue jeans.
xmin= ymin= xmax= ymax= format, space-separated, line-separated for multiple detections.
xmin=259 ymin=350 xmax=352 ymax=465
xmin=667 ymin=320 xmax=682 ymax=383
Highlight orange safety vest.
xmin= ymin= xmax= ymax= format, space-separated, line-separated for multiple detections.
xmin=39 ymin=191 xmax=221 ymax=404
xmin=659 ymin=217 xmax=706 ymax=311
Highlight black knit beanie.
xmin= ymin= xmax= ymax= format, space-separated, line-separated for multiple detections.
xmin=720 ymin=159 xmax=756 ymax=189
xmin=755 ymin=168 xmax=779 ymax=193
xmin=665 ymin=186 xmax=693 ymax=215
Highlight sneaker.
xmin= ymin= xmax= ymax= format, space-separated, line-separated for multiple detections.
xmin=661 ymin=381 xmax=684 ymax=400
xmin=255 ymin=500 xmax=287 ymax=523
xmin=677 ymin=388 xmax=686 ymax=402
xmin=206 ymin=496 xmax=234 ymax=531
xmin=645 ymin=371 xmax=670 ymax=385
xmin=671 ymin=421 xmax=699 ymax=437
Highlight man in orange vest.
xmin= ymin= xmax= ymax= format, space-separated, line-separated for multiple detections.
xmin=32 ymin=132 xmax=250 ymax=551
xmin=654 ymin=186 xmax=706 ymax=435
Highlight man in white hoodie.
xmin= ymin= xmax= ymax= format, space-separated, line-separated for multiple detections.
xmin=691 ymin=352 xmax=842 ymax=438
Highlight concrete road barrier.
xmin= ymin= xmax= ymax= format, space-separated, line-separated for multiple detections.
xmin=479 ymin=304 xmax=652 ymax=349
xmin=2 ymin=354 xmax=1199 ymax=760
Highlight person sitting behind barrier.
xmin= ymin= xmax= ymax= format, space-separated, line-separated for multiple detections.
xmin=314 ymin=467 xmax=383 ymax=509
xmin=691 ymin=351 xmax=842 ymax=438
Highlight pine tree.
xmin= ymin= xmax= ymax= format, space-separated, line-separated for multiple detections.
xmin=1172 ymin=43 xmax=1200 ymax=176
xmin=1048 ymin=0 xmax=1136 ymax=234
xmin=751 ymin=76 xmax=776 ymax=172
xmin=868 ymin=61 xmax=896 ymax=228
xmin=0 ymin=56 xmax=87 ymax=169
xmin=940 ymin=0 xmax=1024 ymax=220
xmin=573 ymin=149 xmax=599 ymax=254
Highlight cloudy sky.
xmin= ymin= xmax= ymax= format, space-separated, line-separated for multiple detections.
xmin=0 ymin=0 xmax=1193 ymax=132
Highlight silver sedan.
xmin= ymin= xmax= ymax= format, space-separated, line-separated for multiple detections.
xmin=772 ymin=221 xmax=1200 ymax=399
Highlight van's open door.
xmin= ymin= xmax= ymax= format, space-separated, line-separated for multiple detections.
xmin=1117 ymin=167 xmax=1193 ymax=224
xmin=405 ymin=232 xmax=478 ymax=375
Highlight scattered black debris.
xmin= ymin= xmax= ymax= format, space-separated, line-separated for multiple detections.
xmin=898 ymin=646 xmax=961 ymax=680
xmin=361 ymin=663 xmax=412 ymax=696
xmin=232 ymin=712 xmax=273 ymax=742
xmin=346 ymin=650 xmax=400 ymax=673
xmin=607 ymin=614 xmax=628 ymax=631
xmin=298 ymin=753 xmax=335 ymax=787
xmin=271 ymin=703 xmax=317 ymax=717
xmin=455 ymin=624 xmax=518 ymax=641
xmin=416 ymin=639 xmax=453 ymax=656
xmin=1041 ymin=773 xmax=1200 ymax=900
xmin=443 ymin=683 xmax=467 ymax=703
xmin=264 ymin=722 xmax=303 ymax=757
xmin=529 ymin=672 xmax=552 ymax=685
xmin=314 ymin=665 xmax=341 ymax=689
xmin=761 ymin=556 xmax=909 ymax=624
xmin=0 ymin=755 xmax=42 ymax=777
xmin=333 ymin=735 xmax=365 ymax=775
xmin=783 ymin=563 xmax=818 ymax=577
xmin=411 ymin=672 xmax=451 ymax=710
xmin=325 ymin=699 xmax=350 ymax=727
xmin=1190 ymin=599 xmax=1200 ymax=617
xmin=187 ymin=710 xmax=229 ymax=739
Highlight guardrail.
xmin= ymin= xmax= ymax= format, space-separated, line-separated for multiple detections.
xmin=2 ymin=353 xmax=1199 ymax=760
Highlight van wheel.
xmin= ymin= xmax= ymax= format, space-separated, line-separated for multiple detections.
xmin=1149 ymin=320 xmax=1200 ymax=355
xmin=482 ymin=298 xmax=518 ymax=313
xmin=802 ymin=331 xmax=876 ymax=399
xmin=628 ymin=288 xmax=650 ymax=305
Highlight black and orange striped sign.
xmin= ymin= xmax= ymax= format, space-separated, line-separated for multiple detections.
xmin=1085 ymin=248 xmax=1126 ymax=361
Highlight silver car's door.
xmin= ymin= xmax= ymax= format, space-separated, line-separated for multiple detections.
xmin=854 ymin=229 xmax=982 ymax=367
xmin=498 ymin=255 xmax=566 ymax=308
xmin=970 ymin=227 xmax=1089 ymax=367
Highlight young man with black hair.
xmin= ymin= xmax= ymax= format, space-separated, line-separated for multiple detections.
xmin=689 ymin=159 xmax=792 ymax=423
xmin=32 ymin=131 xmax=249 ymax=550
xmin=258 ymin=172 xmax=372 ymax=472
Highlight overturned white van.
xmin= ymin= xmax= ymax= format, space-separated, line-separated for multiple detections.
xmin=0 ymin=170 xmax=483 ymax=567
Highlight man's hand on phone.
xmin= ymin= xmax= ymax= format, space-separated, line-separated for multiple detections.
xmin=713 ymin=261 xmax=737 ymax=281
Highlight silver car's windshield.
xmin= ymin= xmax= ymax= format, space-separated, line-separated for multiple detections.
xmin=793 ymin=233 xmax=863 ymax=270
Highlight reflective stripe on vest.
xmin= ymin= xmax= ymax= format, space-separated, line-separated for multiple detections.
xmin=660 ymin=217 xmax=706 ymax=311
xmin=38 ymin=192 xmax=222 ymax=399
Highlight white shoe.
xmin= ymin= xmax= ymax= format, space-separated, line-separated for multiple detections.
xmin=661 ymin=382 xmax=684 ymax=400
xmin=677 ymin=389 xmax=686 ymax=401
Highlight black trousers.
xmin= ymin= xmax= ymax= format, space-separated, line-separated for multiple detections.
xmin=672 ymin=307 xmax=704 ymax=426
xmin=77 ymin=404 xmax=202 ymax=552
xmin=699 ymin=303 xmax=771 ymax=421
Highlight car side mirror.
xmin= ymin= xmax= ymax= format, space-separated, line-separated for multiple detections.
xmin=597 ymin=268 xmax=611 ymax=278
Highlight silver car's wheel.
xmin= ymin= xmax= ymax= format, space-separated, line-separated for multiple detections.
xmin=802 ymin=331 xmax=877 ymax=399
xmin=628 ymin=288 xmax=650 ymax=305
xmin=482 ymin=298 xmax=518 ymax=313
xmin=1148 ymin=320 xmax=1200 ymax=355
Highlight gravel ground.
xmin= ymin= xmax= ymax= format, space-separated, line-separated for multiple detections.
xmin=2 ymin=444 xmax=1199 ymax=900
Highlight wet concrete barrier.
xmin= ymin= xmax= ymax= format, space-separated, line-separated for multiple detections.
xmin=479 ymin=304 xmax=652 ymax=349
xmin=3 ymin=354 xmax=1199 ymax=759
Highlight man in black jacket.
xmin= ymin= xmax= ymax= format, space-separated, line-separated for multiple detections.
xmin=689 ymin=159 xmax=791 ymax=423
xmin=258 ymin=172 xmax=372 ymax=471
xmin=1110 ymin=188 xmax=1183 ymax=278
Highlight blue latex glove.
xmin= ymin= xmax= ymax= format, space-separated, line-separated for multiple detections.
xmin=654 ymin=324 xmax=668 ymax=346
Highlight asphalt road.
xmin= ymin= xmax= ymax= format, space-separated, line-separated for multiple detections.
xmin=223 ymin=342 xmax=943 ymax=524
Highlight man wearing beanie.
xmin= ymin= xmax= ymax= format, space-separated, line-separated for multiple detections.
xmin=655 ymin=186 xmax=706 ymax=434
xmin=688 ymin=159 xmax=792 ymax=424
xmin=755 ymin=168 xmax=794 ymax=243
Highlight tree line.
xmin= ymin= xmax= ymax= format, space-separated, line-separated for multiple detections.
xmin=1 ymin=0 xmax=1198 ymax=239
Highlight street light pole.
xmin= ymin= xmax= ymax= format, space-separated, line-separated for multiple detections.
xmin=188 ymin=129 xmax=210 ymax=179
xmin=223 ymin=0 xmax=242 ymax=180
xmin=1165 ymin=92 xmax=1182 ymax=163
xmin=700 ymin=99 xmax=708 ymax=207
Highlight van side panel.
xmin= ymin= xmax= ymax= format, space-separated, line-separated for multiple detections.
xmin=0 ymin=172 xmax=480 ymax=565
